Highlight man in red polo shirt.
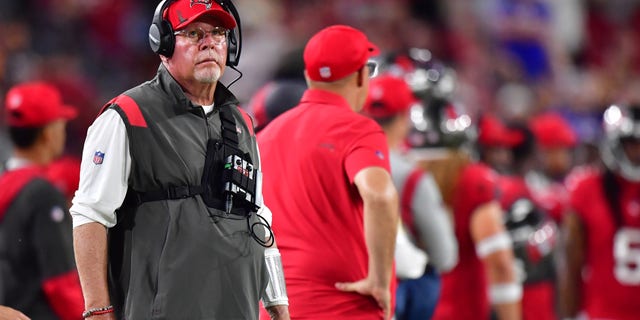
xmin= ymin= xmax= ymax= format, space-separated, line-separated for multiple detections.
xmin=258 ymin=25 xmax=399 ymax=320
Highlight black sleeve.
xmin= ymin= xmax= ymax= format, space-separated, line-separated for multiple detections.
xmin=21 ymin=179 xmax=76 ymax=278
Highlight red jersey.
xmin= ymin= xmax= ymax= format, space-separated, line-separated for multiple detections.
xmin=529 ymin=175 xmax=570 ymax=223
xmin=568 ymin=168 xmax=640 ymax=319
xmin=258 ymin=89 xmax=394 ymax=319
xmin=500 ymin=175 xmax=557 ymax=320
xmin=433 ymin=162 xmax=499 ymax=320
xmin=499 ymin=174 xmax=532 ymax=210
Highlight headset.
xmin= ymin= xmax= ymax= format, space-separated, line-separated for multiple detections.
xmin=148 ymin=0 xmax=242 ymax=67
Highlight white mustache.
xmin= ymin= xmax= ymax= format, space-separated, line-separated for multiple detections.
xmin=197 ymin=56 xmax=218 ymax=65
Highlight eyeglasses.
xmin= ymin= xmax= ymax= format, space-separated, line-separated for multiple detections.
xmin=366 ymin=60 xmax=379 ymax=78
xmin=174 ymin=26 xmax=229 ymax=44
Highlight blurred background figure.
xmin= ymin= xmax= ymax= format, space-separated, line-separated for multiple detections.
xmin=246 ymin=80 xmax=306 ymax=133
xmin=560 ymin=103 xmax=640 ymax=320
xmin=476 ymin=113 xmax=524 ymax=175
xmin=430 ymin=109 xmax=522 ymax=320
xmin=500 ymin=124 xmax=559 ymax=320
xmin=382 ymin=48 xmax=474 ymax=209
xmin=386 ymin=48 xmax=522 ymax=320
xmin=527 ymin=112 xmax=578 ymax=223
xmin=362 ymin=74 xmax=458 ymax=320
xmin=0 ymin=82 xmax=83 ymax=319
xmin=46 ymin=155 xmax=81 ymax=208
xmin=245 ymin=46 xmax=307 ymax=133
xmin=518 ymin=113 xmax=577 ymax=320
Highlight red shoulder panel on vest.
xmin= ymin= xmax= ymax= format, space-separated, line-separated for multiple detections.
xmin=99 ymin=95 xmax=147 ymax=128
xmin=98 ymin=97 xmax=117 ymax=117
xmin=114 ymin=95 xmax=147 ymax=128
xmin=237 ymin=107 xmax=255 ymax=136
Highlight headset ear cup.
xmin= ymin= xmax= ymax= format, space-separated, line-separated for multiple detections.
xmin=149 ymin=23 xmax=162 ymax=54
xmin=148 ymin=0 xmax=175 ymax=57
xmin=159 ymin=20 xmax=175 ymax=57
xmin=227 ymin=29 xmax=238 ymax=66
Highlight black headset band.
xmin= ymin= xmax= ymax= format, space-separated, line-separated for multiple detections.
xmin=153 ymin=0 xmax=171 ymax=27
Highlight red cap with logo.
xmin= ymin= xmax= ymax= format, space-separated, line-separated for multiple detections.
xmin=4 ymin=81 xmax=78 ymax=128
xmin=304 ymin=25 xmax=379 ymax=82
xmin=529 ymin=112 xmax=577 ymax=148
xmin=166 ymin=0 xmax=236 ymax=30
xmin=363 ymin=75 xmax=417 ymax=118
xmin=478 ymin=114 xmax=524 ymax=147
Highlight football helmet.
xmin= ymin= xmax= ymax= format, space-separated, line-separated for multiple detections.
xmin=504 ymin=197 xmax=558 ymax=284
xmin=377 ymin=48 xmax=473 ymax=149
xmin=601 ymin=104 xmax=640 ymax=181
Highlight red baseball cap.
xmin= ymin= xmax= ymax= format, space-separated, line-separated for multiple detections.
xmin=304 ymin=25 xmax=379 ymax=82
xmin=363 ymin=75 xmax=418 ymax=118
xmin=4 ymin=81 xmax=78 ymax=128
xmin=478 ymin=114 xmax=523 ymax=147
xmin=530 ymin=112 xmax=577 ymax=148
xmin=166 ymin=0 xmax=236 ymax=30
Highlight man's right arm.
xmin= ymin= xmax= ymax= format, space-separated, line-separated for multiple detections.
xmin=335 ymin=166 xmax=398 ymax=320
xmin=70 ymin=109 xmax=131 ymax=318
xmin=73 ymin=223 xmax=113 ymax=319
xmin=471 ymin=201 xmax=522 ymax=320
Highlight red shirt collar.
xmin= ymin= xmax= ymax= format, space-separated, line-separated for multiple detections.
xmin=299 ymin=89 xmax=352 ymax=111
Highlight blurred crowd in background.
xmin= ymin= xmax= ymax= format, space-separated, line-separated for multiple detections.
xmin=1 ymin=0 xmax=640 ymax=162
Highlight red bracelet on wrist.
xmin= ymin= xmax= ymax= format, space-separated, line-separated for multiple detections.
xmin=82 ymin=305 xmax=114 ymax=318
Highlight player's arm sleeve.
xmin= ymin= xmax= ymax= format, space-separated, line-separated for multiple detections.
xmin=70 ymin=109 xmax=131 ymax=228
xmin=471 ymin=200 xmax=522 ymax=319
xmin=412 ymin=173 xmax=459 ymax=272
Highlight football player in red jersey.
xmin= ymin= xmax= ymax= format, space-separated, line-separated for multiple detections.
xmin=500 ymin=124 xmax=559 ymax=320
xmin=382 ymin=51 xmax=522 ymax=319
xmin=432 ymin=114 xmax=523 ymax=320
xmin=527 ymin=112 xmax=578 ymax=223
xmin=560 ymin=104 xmax=640 ymax=319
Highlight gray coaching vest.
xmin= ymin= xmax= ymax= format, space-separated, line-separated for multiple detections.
xmin=105 ymin=65 xmax=267 ymax=320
